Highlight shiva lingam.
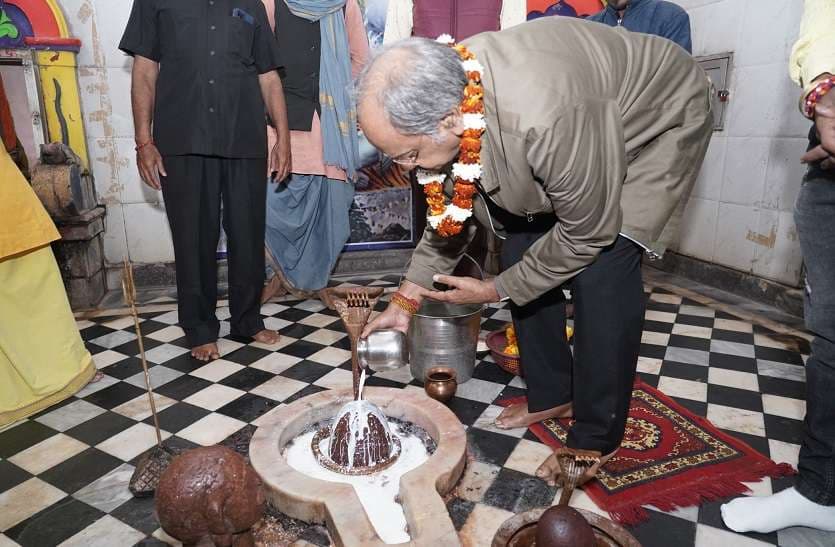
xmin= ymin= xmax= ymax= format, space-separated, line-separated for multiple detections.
xmin=311 ymin=287 xmax=404 ymax=475
xmin=492 ymin=448 xmax=641 ymax=547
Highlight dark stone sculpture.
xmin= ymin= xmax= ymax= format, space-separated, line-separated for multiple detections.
xmin=156 ymin=446 xmax=265 ymax=547
xmin=535 ymin=505 xmax=597 ymax=547
xmin=328 ymin=401 xmax=393 ymax=468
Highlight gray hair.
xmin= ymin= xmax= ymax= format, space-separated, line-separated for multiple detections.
xmin=356 ymin=38 xmax=467 ymax=138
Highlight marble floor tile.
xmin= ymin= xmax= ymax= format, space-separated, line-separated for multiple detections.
xmin=57 ymin=515 xmax=145 ymax=547
xmin=754 ymin=333 xmax=796 ymax=351
xmin=711 ymin=340 xmax=756 ymax=358
xmin=295 ymin=299 xmax=326 ymax=312
xmin=503 ymin=439 xmax=553 ymax=476
xmin=259 ymin=303 xmax=288 ymax=315
xmin=100 ymin=316 xmax=143 ymax=330
xmin=215 ymin=307 xmax=231 ymax=321
xmin=713 ymin=318 xmax=754 ymax=333
xmin=8 ymin=434 xmax=88 ymax=474
xmin=35 ymin=400 xmax=106 ymax=432
xmin=176 ymin=413 xmax=247 ymax=446
xmin=303 ymin=328 xmax=346 ymax=346
xmin=672 ymin=324 xmax=713 ymax=339
xmin=91 ymin=350 xmax=129 ymax=370
xmin=75 ymin=319 xmax=95 ymax=330
xmin=307 ymin=346 xmax=352 ymax=366
xmin=460 ymin=504 xmax=515 ymax=547
xmin=768 ymin=439 xmax=801 ymax=468
xmin=456 ymin=460 xmax=501 ymax=503
xmin=150 ymin=311 xmax=178 ymax=325
xmin=642 ymin=331 xmax=671 ymax=345
xmin=112 ymin=393 xmax=177 ymax=421
xmin=72 ymin=463 xmax=135 ymax=513
xmin=248 ymin=376 xmax=307 ymax=402
xmin=678 ymin=305 xmax=715 ymax=318
xmin=757 ymin=359 xmax=806 ymax=382
xmin=299 ymin=313 xmax=339 ymax=328
xmin=250 ymin=333 xmax=297 ymax=351
xmin=455 ymin=378 xmax=506 ymax=404
xmin=564 ymin=488 xmax=610 ymax=518
xmin=249 ymin=352 xmax=301 ymax=374
xmin=657 ymin=377 xmax=708 ymax=402
xmin=778 ymin=525 xmax=835 ymax=547
xmin=73 ymin=375 xmax=120 ymax=398
xmin=372 ymin=366 xmax=415 ymax=384
xmin=472 ymin=406 xmax=528 ymax=438
xmin=143 ymin=344 xmax=190 ymax=364
xmin=183 ymin=384 xmax=246 ymax=411
xmin=665 ymin=347 xmax=710 ymax=366
xmin=262 ymin=316 xmax=293 ymax=332
xmin=706 ymin=404 xmax=766 ymax=437
xmin=707 ymin=368 xmax=760 ymax=392
xmin=95 ymin=423 xmax=172 ymax=461
xmin=215 ymin=339 xmax=245 ymax=357
xmin=145 ymin=325 xmax=185 ymax=343
xmin=124 ymin=366 xmax=184 ymax=391
xmin=637 ymin=357 xmax=663 ymax=375
xmin=313 ymin=368 xmax=353 ymax=390
xmin=762 ymin=394 xmax=806 ymax=420
xmin=152 ymin=527 xmax=183 ymax=546
xmin=0 ymin=478 xmax=66 ymax=531
xmin=508 ymin=376 xmax=527 ymax=389
xmin=649 ymin=293 xmax=683 ymax=305
xmin=741 ymin=477 xmax=773 ymax=497
xmin=190 ymin=359 xmax=245 ymax=382
xmin=89 ymin=330 xmax=136 ymax=349
xmin=694 ymin=524 xmax=772 ymax=547
xmin=645 ymin=310 xmax=677 ymax=323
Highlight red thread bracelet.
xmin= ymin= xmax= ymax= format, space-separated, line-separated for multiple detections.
xmin=135 ymin=140 xmax=154 ymax=152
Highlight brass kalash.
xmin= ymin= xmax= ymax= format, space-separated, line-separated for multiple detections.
xmin=310 ymin=287 xmax=403 ymax=475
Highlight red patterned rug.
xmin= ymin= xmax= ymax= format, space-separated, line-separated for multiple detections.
xmin=499 ymin=380 xmax=795 ymax=525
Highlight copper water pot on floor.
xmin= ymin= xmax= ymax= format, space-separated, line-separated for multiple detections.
xmin=424 ymin=367 xmax=458 ymax=403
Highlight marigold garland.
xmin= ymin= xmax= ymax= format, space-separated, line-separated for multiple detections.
xmin=415 ymin=35 xmax=486 ymax=238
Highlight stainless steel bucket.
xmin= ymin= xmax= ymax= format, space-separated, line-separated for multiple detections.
xmin=408 ymin=300 xmax=483 ymax=384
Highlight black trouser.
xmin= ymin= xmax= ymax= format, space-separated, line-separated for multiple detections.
xmin=502 ymin=227 xmax=645 ymax=455
xmin=793 ymin=126 xmax=835 ymax=506
xmin=161 ymin=155 xmax=267 ymax=347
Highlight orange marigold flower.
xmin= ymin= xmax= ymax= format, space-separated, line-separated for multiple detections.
xmin=437 ymin=217 xmax=463 ymax=237
xmin=454 ymin=183 xmax=477 ymax=198
xmin=424 ymin=182 xmax=443 ymax=195
xmin=452 ymin=197 xmax=473 ymax=210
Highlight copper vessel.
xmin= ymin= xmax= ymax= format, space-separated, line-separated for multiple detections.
xmin=424 ymin=367 xmax=457 ymax=403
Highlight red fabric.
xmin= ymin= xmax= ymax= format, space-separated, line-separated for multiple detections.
xmin=499 ymin=379 xmax=796 ymax=525
xmin=0 ymin=74 xmax=16 ymax=152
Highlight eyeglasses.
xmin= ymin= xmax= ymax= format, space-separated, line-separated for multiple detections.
xmin=386 ymin=148 xmax=419 ymax=167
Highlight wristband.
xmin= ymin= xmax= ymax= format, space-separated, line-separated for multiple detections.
xmin=800 ymin=76 xmax=835 ymax=119
xmin=135 ymin=139 xmax=154 ymax=152
xmin=391 ymin=292 xmax=419 ymax=315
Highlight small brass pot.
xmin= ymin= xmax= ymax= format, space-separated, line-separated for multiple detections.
xmin=424 ymin=367 xmax=458 ymax=403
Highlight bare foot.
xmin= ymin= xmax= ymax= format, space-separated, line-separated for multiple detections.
xmin=191 ymin=342 xmax=220 ymax=362
xmin=535 ymin=448 xmax=618 ymax=487
xmin=317 ymin=288 xmax=336 ymax=310
xmin=253 ymin=329 xmax=279 ymax=345
xmin=495 ymin=401 xmax=573 ymax=429
xmin=261 ymin=275 xmax=287 ymax=304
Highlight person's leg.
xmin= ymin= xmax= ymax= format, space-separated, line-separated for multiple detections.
xmin=221 ymin=158 xmax=275 ymax=343
xmin=161 ymin=156 xmax=221 ymax=358
xmin=494 ymin=229 xmax=574 ymax=429
xmin=722 ymin=167 xmax=835 ymax=533
xmin=534 ymin=236 xmax=644 ymax=484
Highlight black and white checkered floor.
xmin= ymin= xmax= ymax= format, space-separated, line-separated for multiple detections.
xmin=1 ymin=273 xmax=832 ymax=547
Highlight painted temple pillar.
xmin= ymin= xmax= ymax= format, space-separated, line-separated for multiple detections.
xmin=1 ymin=0 xmax=106 ymax=308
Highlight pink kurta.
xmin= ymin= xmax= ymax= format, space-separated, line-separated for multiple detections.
xmin=263 ymin=0 xmax=370 ymax=181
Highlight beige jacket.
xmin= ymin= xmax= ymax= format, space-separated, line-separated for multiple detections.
xmin=405 ymin=17 xmax=713 ymax=305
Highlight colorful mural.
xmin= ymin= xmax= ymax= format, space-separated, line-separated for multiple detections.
xmin=527 ymin=0 xmax=604 ymax=19
xmin=0 ymin=0 xmax=88 ymax=167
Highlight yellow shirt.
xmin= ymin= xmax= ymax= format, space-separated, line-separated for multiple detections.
xmin=790 ymin=0 xmax=835 ymax=86
xmin=0 ymin=147 xmax=59 ymax=260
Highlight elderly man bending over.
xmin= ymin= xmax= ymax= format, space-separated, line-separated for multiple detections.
xmin=359 ymin=17 xmax=712 ymax=483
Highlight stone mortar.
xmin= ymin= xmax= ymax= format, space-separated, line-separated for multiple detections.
xmin=250 ymin=387 xmax=467 ymax=547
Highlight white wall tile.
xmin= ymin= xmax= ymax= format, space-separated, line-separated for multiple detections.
xmin=689 ymin=0 xmax=742 ymax=58
xmin=102 ymin=203 xmax=128 ymax=265
xmin=725 ymin=63 xmax=811 ymax=139
xmin=752 ymin=210 xmax=803 ymax=286
xmin=61 ymin=0 xmax=98 ymax=68
xmin=713 ymin=203 xmax=759 ymax=272
xmin=762 ymin=138 xmax=808 ymax=211
xmin=691 ymin=136 xmax=726 ymax=201
xmin=734 ymin=0 xmax=802 ymax=67
xmin=92 ymin=0 xmax=136 ymax=69
xmin=677 ymin=198 xmax=718 ymax=262
xmin=123 ymin=203 xmax=175 ymax=263
xmin=107 ymin=67 xmax=135 ymax=138
xmin=88 ymin=137 xmax=124 ymax=203
xmin=77 ymin=67 xmax=109 ymax=140
xmin=720 ymin=137 xmax=769 ymax=207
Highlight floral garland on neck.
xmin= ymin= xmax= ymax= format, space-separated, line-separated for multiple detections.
xmin=416 ymin=34 xmax=485 ymax=238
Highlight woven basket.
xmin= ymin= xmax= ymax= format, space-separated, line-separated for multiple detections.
xmin=486 ymin=329 xmax=523 ymax=377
